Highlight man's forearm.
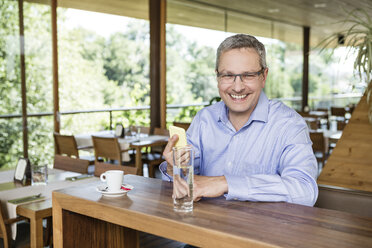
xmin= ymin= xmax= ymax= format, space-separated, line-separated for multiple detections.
xmin=193 ymin=175 xmax=228 ymax=200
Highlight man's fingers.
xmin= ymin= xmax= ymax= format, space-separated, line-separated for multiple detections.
xmin=173 ymin=175 xmax=189 ymax=198
xmin=164 ymin=134 xmax=179 ymax=154
xmin=163 ymin=135 xmax=179 ymax=169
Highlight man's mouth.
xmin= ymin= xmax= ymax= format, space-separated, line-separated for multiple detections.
xmin=230 ymin=94 xmax=247 ymax=100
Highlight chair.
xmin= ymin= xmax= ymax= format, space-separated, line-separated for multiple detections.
xmin=94 ymin=162 xmax=137 ymax=177
xmin=303 ymin=117 xmax=319 ymax=130
xmin=0 ymin=203 xmax=52 ymax=248
xmin=337 ymin=120 xmax=347 ymax=131
xmin=331 ymin=107 xmax=346 ymax=118
xmin=53 ymin=133 xmax=95 ymax=165
xmin=54 ymin=154 xmax=90 ymax=174
xmin=331 ymin=106 xmax=347 ymax=122
xmin=92 ymin=136 xmax=135 ymax=166
xmin=153 ymin=127 xmax=169 ymax=136
xmin=316 ymin=108 xmax=329 ymax=113
xmin=0 ymin=202 xmax=28 ymax=248
xmin=173 ymin=121 xmax=191 ymax=131
xmin=310 ymin=131 xmax=328 ymax=173
xmin=299 ymin=112 xmax=321 ymax=130
xmin=315 ymin=108 xmax=329 ymax=129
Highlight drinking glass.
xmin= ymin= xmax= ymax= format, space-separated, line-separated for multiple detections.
xmin=172 ymin=146 xmax=194 ymax=212
xmin=31 ymin=164 xmax=48 ymax=185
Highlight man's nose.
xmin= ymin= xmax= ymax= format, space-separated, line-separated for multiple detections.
xmin=232 ymin=75 xmax=245 ymax=91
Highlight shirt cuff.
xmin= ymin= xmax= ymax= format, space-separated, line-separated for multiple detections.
xmin=159 ymin=161 xmax=172 ymax=182
xmin=224 ymin=174 xmax=244 ymax=200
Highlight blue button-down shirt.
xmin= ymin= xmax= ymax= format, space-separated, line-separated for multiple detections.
xmin=160 ymin=92 xmax=318 ymax=206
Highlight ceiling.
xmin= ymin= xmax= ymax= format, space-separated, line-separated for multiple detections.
xmin=193 ymin=0 xmax=372 ymax=28
xmin=181 ymin=0 xmax=372 ymax=46
xmin=30 ymin=0 xmax=372 ymax=46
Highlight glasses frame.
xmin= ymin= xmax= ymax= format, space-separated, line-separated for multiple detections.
xmin=216 ymin=68 xmax=265 ymax=85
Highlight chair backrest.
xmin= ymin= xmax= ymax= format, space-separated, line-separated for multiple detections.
xmin=138 ymin=126 xmax=150 ymax=134
xmin=316 ymin=108 xmax=329 ymax=113
xmin=310 ymin=132 xmax=326 ymax=154
xmin=310 ymin=131 xmax=327 ymax=167
xmin=94 ymin=162 xmax=138 ymax=177
xmin=54 ymin=154 xmax=90 ymax=174
xmin=54 ymin=133 xmax=79 ymax=158
xmin=337 ymin=121 xmax=347 ymax=131
xmin=154 ymin=127 xmax=169 ymax=136
xmin=0 ymin=200 xmax=26 ymax=248
xmin=0 ymin=201 xmax=10 ymax=248
xmin=303 ymin=116 xmax=319 ymax=130
xmin=307 ymin=119 xmax=319 ymax=130
xmin=173 ymin=122 xmax=191 ymax=131
xmin=92 ymin=136 xmax=122 ymax=163
xmin=331 ymin=107 xmax=346 ymax=117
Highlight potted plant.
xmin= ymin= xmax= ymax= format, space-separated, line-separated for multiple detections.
xmin=318 ymin=8 xmax=372 ymax=123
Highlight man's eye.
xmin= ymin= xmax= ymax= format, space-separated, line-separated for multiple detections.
xmin=222 ymin=74 xmax=234 ymax=79
xmin=242 ymin=74 xmax=255 ymax=79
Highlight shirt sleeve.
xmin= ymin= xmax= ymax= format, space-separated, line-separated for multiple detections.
xmin=225 ymin=127 xmax=319 ymax=207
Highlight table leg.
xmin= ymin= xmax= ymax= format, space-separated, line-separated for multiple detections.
xmin=135 ymin=147 xmax=143 ymax=176
xmin=30 ymin=217 xmax=44 ymax=248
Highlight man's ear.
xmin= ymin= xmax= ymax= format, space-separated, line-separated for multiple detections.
xmin=262 ymin=67 xmax=269 ymax=88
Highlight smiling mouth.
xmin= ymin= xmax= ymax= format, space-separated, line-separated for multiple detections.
xmin=230 ymin=94 xmax=248 ymax=100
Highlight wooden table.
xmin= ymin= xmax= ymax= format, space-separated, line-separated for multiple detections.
xmin=0 ymin=169 xmax=98 ymax=248
xmin=52 ymin=175 xmax=372 ymax=248
xmin=17 ymin=200 xmax=52 ymax=248
xmin=130 ymin=137 xmax=167 ymax=176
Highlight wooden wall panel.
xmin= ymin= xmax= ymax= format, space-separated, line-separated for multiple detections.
xmin=318 ymin=94 xmax=372 ymax=192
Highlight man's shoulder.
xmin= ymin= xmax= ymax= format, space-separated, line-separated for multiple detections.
xmin=268 ymin=100 xmax=304 ymax=123
xmin=198 ymin=101 xmax=224 ymax=116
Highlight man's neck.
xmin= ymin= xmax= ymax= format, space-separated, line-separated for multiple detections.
xmin=228 ymin=111 xmax=252 ymax=132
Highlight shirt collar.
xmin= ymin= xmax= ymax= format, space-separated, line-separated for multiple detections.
xmin=217 ymin=91 xmax=269 ymax=125
xmin=250 ymin=91 xmax=269 ymax=123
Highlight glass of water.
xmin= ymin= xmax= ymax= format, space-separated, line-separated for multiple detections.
xmin=172 ymin=146 xmax=194 ymax=212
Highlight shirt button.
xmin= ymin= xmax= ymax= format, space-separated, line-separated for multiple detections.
xmin=234 ymin=198 xmax=238 ymax=200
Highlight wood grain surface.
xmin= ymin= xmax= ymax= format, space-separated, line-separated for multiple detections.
xmin=318 ymin=94 xmax=372 ymax=191
xmin=53 ymin=175 xmax=372 ymax=248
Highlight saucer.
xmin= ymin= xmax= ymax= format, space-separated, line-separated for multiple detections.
xmin=96 ymin=184 xmax=134 ymax=197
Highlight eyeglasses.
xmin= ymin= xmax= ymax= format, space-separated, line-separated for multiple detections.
xmin=216 ymin=68 xmax=265 ymax=85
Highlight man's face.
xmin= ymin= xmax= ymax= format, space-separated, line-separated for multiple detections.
xmin=217 ymin=48 xmax=268 ymax=118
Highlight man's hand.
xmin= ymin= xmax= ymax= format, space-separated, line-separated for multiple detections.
xmin=193 ymin=175 xmax=228 ymax=201
xmin=172 ymin=174 xmax=190 ymax=199
xmin=163 ymin=134 xmax=179 ymax=176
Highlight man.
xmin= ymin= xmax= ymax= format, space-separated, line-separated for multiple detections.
xmin=160 ymin=34 xmax=318 ymax=206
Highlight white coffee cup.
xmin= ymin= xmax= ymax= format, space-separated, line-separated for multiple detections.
xmin=100 ymin=170 xmax=124 ymax=192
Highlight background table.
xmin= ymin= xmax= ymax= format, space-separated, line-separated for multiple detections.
xmin=0 ymin=168 xmax=99 ymax=248
xmin=53 ymin=175 xmax=372 ymax=248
